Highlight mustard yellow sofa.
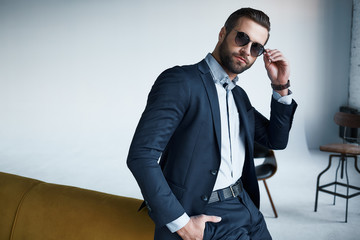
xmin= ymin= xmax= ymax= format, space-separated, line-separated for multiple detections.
xmin=0 ymin=172 xmax=154 ymax=240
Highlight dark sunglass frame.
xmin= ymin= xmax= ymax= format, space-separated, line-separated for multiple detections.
xmin=235 ymin=31 xmax=265 ymax=57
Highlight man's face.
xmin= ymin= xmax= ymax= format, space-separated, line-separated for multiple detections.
xmin=218 ymin=17 xmax=268 ymax=78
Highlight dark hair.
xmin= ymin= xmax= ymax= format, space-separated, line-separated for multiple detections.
xmin=224 ymin=8 xmax=271 ymax=34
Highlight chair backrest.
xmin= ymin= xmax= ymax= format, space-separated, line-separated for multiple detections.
xmin=254 ymin=142 xmax=277 ymax=167
xmin=334 ymin=111 xmax=360 ymax=144
xmin=334 ymin=112 xmax=360 ymax=128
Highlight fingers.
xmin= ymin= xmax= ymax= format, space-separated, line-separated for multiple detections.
xmin=263 ymin=51 xmax=272 ymax=68
xmin=264 ymin=49 xmax=280 ymax=62
xmin=201 ymin=214 xmax=222 ymax=223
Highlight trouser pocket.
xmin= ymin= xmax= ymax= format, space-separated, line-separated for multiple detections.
xmin=203 ymin=222 xmax=210 ymax=240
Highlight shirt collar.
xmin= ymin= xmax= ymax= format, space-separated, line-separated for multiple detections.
xmin=204 ymin=53 xmax=238 ymax=90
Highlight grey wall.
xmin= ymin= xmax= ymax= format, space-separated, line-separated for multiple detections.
xmin=350 ymin=0 xmax=360 ymax=109
xmin=0 ymin=0 xmax=354 ymax=198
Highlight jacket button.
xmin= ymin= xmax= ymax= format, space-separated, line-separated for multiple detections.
xmin=210 ymin=170 xmax=218 ymax=176
xmin=201 ymin=195 xmax=209 ymax=202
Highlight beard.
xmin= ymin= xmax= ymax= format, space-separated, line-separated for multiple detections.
xmin=218 ymin=37 xmax=254 ymax=75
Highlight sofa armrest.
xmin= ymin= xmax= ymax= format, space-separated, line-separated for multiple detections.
xmin=0 ymin=172 xmax=154 ymax=240
xmin=0 ymin=172 xmax=43 ymax=239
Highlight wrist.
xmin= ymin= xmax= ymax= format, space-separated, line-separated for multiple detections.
xmin=271 ymin=79 xmax=290 ymax=91
xmin=167 ymin=213 xmax=190 ymax=233
xmin=176 ymin=218 xmax=192 ymax=238
xmin=274 ymin=88 xmax=289 ymax=97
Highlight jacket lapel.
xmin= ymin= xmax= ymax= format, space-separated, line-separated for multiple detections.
xmin=198 ymin=60 xmax=221 ymax=153
xmin=232 ymin=87 xmax=253 ymax=156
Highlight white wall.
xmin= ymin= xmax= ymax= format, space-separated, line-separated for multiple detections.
xmin=0 ymin=0 xmax=353 ymax=198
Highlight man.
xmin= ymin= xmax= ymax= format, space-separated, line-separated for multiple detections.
xmin=127 ymin=7 xmax=297 ymax=240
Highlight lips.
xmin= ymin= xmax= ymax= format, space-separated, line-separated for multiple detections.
xmin=234 ymin=55 xmax=247 ymax=64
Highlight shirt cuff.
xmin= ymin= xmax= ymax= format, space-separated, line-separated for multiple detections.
xmin=272 ymin=89 xmax=293 ymax=105
xmin=166 ymin=213 xmax=190 ymax=233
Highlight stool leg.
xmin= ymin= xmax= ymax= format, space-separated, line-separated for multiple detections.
xmin=263 ymin=180 xmax=278 ymax=218
xmin=334 ymin=157 xmax=342 ymax=205
xmin=345 ymin=157 xmax=349 ymax=223
xmin=315 ymin=155 xmax=333 ymax=212
xmin=354 ymin=156 xmax=360 ymax=174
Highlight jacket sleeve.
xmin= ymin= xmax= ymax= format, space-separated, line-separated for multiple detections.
xmin=127 ymin=66 xmax=190 ymax=228
xmin=254 ymin=96 xmax=297 ymax=149
xmin=235 ymin=86 xmax=297 ymax=150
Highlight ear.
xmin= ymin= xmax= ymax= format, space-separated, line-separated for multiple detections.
xmin=218 ymin=26 xmax=227 ymax=42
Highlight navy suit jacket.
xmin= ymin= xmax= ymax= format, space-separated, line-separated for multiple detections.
xmin=127 ymin=59 xmax=297 ymax=229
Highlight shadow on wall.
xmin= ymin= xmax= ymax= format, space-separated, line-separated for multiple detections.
xmin=304 ymin=0 xmax=353 ymax=150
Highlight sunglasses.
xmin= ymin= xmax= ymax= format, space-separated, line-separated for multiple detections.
xmin=234 ymin=31 xmax=265 ymax=57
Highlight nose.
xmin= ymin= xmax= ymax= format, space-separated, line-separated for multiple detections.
xmin=240 ymin=42 xmax=252 ymax=56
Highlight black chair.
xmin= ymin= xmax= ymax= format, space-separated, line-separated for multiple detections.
xmin=254 ymin=143 xmax=278 ymax=218
xmin=314 ymin=111 xmax=360 ymax=222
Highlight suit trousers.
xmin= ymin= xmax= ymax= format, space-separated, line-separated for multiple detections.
xmin=155 ymin=187 xmax=272 ymax=240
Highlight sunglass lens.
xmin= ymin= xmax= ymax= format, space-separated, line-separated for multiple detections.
xmin=235 ymin=32 xmax=250 ymax=46
xmin=251 ymin=43 xmax=265 ymax=57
